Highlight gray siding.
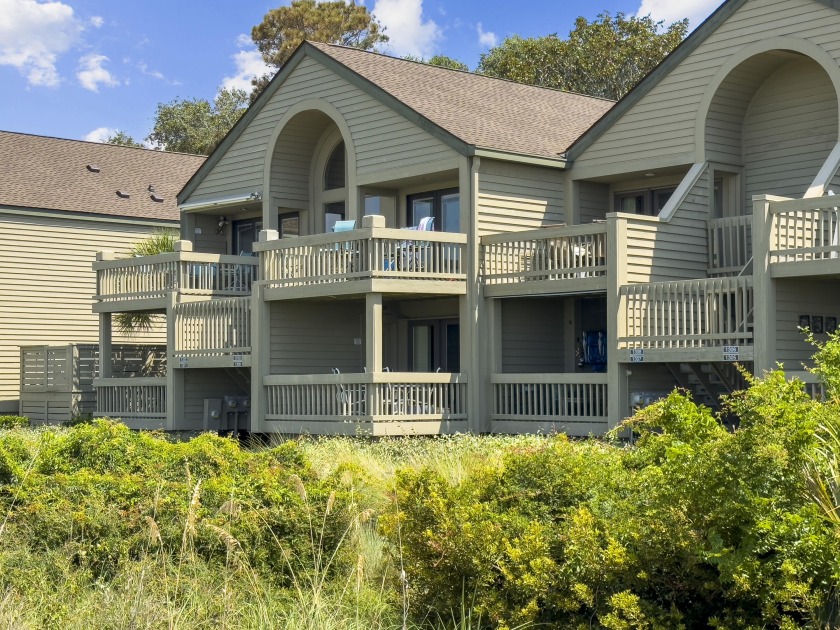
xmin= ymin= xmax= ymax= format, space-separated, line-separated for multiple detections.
xmin=189 ymin=57 xmax=458 ymax=204
xmin=0 ymin=211 xmax=167 ymax=411
xmin=477 ymin=160 xmax=564 ymax=236
xmin=193 ymin=214 xmax=228 ymax=254
xmin=623 ymin=171 xmax=711 ymax=283
xmin=743 ymin=58 xmax=838 ymax=203
xmin=501 ymin=298 xmax=565 ymax=373
xmin=269 ymin=301 xmax=364 ymax=374
xmin=574 ymin=0 xmax=840 ymax=173
xmin=578 ymin=181 xmax=610 ymax=223
xmin=775 ymin=278 xmax=840 ymax=368
xmin=183 ymin=369 xmax=248 ymax=430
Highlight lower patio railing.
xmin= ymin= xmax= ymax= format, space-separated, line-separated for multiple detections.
xmin=94 ymin=377 xmax=166 ymax=426
xmin=787 ymin=371 xmax=827 ymax=401
xmin=173 ymin=297 xmax=251 ymax=360
xmin=263 ymin=372 xmax=467 ymax=435
xmin=490 ymin=373 xmax=609 ymax=436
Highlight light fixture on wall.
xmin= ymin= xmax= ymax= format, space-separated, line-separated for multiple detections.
xmin=216 ymin=215 xmax=229 ymax=234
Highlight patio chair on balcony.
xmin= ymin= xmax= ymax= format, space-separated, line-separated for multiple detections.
xmin=332 ymin=368 xmax=366 ymax=417
xmin=389 ymin=217 xmax=435 ymax=272
xmin=326 ymin=220 xmax=357 ymax=277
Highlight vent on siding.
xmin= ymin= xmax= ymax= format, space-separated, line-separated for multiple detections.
xmin=116 ymin=190 xmax=130 ymax=199
xmin=86 ymin=164 xmax=101 ymax=173
xmin=150 ymin=193 xmax=164 ymax=203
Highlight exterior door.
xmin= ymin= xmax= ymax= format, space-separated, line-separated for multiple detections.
xmin=410 ymin=319 xmax=459 ymax=372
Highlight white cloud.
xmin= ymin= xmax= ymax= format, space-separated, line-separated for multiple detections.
xmin=0 ymin=0 xmax=83 ymax=87
xmin=476 ymin=22 xmax=497 ymax=48
xmin=83 ymin=126 xmax=116 ymax=143
xmin=636 ymin=0 xmax=719 ymax=30
xmin=220 ymin=35 xmax=273 ymax=92
xmin=89 ymin=15 xmax=103 ymax=28
xmin=77 ymin=53 xmax=119 ymax=91
xmin=138 ymin=62 xmax=164 ymax=80
xmin=372 ymin=0 xmax=441 ymax=58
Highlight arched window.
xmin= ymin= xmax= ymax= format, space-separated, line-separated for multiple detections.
xmin=324 ymin=141 xmax=346 ymax=190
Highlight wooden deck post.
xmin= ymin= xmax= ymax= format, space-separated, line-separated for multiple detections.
xmin=165 ymin=292 xmax=183 ymax=430
xmin=607 ymin=214 xmax=629 ymax=430
xmin=753 ymin=195 xmax=778 ymax=376
xmin=99 ymin=313 xmax=112 ymax=379
xmin=250 ymin=282 xmax=271 ymax=433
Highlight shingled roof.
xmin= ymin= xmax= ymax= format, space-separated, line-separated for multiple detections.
xmin=308 ymin=42 xmax=616 ymax=159
xmin=0 ymin=131 xmax=205 ymax=222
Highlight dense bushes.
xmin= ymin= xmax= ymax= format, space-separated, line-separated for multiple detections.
xmin=387 ymin=372 xmax=840 ymax=628
xmin=0 ymin=415 xmax=28 ymax=429
xmin=1 ymin=353 xmax=840 ymax=627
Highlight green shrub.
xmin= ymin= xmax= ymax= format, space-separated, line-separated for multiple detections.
xmin=0 ymin=415 xmax=28 ymax=429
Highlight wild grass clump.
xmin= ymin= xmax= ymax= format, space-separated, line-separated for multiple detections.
xmin=4 ymin=346 xmax=840 ymax=628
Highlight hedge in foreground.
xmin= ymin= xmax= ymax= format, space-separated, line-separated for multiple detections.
xmin=0 ymin=415 xmax=28 ymax=429
xmin=385 ymin=371 xmax=840 ymax=629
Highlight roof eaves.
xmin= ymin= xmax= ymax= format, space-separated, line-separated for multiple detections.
xmin=566 ymin=0 xmax=748 ymax=161
xmin=304 ymin=44 xmax=473 ymax=157
xmin=473 ymin=147 xmax=567 ymax=169
xmin=177 ymin=46 xmax=308 ymax=204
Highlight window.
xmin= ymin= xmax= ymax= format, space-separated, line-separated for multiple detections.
xmin=279 ymin=212 xmax=300 ymax=238
xmin=614 ymin=186 xmax=676 ymax=216
xmin=409 ymin=319 xmax=460 ymax=372
xmin=407 ymin=188 xmax=460 ymax=231
xmin=324 ymin=201 xmax=346 ymax=233
xmin=324 ymin=141 xmax=345 ymax=190
xmin=712 ymin=171 xmax=741 ymax=218
xmin=233 ymin=218 xmax=262 ymax=254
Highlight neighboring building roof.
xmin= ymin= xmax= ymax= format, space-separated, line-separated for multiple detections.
xmin=307 ymin=42 xmax=616 ymax=160
xmin=0 ymin=131 xmax=205 ymax=222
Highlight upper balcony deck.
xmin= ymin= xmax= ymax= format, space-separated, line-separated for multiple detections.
xmin=93 ymin=248 xmax=258 ymax=313
xmin=481 ymin=223 xmax=608 ymax=297
xmin=254 ymin=220 xmax=467 ymax=300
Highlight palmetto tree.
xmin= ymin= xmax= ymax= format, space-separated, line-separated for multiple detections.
xmin=115 ymin=229 xmax=178 ymax=334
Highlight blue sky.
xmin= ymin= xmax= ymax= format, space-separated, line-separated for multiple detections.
xmin=0 ymin=0 xmax=721 ymax=148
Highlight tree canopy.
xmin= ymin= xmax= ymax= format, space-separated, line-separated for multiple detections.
xmin=477 ymin=12 xmax=688 ymax=100
xmin=146 ymin=88 xmax=249 ymax=155
xmin=105 ymin=131 xmax=144 ymax=148
xmin=249 ymin=0 xmax=387 ymax=99
xmin=403 ymin=54 xmax=469 ymax=71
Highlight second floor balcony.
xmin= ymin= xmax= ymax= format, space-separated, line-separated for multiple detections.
xmin=254 ymin=216 xmax=467 ymax=300
xmin=481 ymin=223 xmax=608 ymax=297
xmin=94 ymin=245 xmax=258 ymax=312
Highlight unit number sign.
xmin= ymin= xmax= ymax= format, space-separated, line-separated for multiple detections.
xmin=629 ymin=348 xmax=645 ymax=363
xmin=723 ymin=345 xmax=739 ymax=361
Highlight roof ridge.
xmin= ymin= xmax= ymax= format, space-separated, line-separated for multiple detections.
xmin=309 ymin=42 xmax=617 ymax=104
xmin=0 ymin=129 xmax=207 ymax=158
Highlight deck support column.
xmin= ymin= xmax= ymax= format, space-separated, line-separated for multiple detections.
xmin=99 ymin=313 xmax=112 ymax=379
xmin=165 ymin=292 xmax=184 ymax=431
xmin=753 ymin=195 xmax=778 ymax=375
xmin=365 ymin=293 xmax=383 ymax=372
xmin=607 ymin=215 xmax=630 ymax=429
xmin=250 ymin=282 xmax=271 ymax=433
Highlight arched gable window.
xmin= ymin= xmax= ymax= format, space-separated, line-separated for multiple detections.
xmin=324 ymin=141 xmax=346 ymax=190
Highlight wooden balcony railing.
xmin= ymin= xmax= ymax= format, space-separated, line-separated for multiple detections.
xmin=768 ymin=196 xmax=840 ymax=264
xmin=173 ymin=297 xmax=251 ymax=360
xmin=490 ymin=373 xmax=608 ymax=436
xmin=263 ymin=371 xmax=467 ymax=435
xmin=255 ymin=228 xmax=467 ymax=288
xmin=708 ymin=215 xmax=752 ymax=276
xmin=787 ymin=371 xmax=827 ymax=401
xmin=481 ymin=223 xmax=608 ymax=294
xmin=94 ymin=253 xmax=258 ymax=303
xmin=94 ymin=377 xmax=166 ymax=424
xmin=620 ymin=276 xmax=754 ymax=350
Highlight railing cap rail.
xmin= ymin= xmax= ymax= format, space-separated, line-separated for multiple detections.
xmin=253 ymin=227 xmax=467 ymax=252
xmin=263 ymin=372 xmax=466 ymax=386
xmin=769 ymin=195 xmax=840 ymax=213
xmin=490 ymin=372 xmax=608 ymax=385
xmin=481 ymin=222 xmax=607 ymax=245
xmin=621 ymin=275 xmax=754 ymax=293
xmin=94 ymin=377 xmax=167 ymax=386
xmin=94 ymin=252 xmax=259 ymax=270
